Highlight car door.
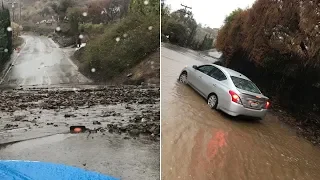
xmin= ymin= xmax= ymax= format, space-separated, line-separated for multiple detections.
xmin=195 ymin=66 xmax=220 ymax=97
xmin=186 ymin=66 xmax=200 ymax=86
xmin=191 ymin=65 xmax=215 ymax=96
xmin=207 ymin=67 xmax=229 ymax=107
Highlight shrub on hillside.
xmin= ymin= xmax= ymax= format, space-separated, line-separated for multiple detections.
xmin=215 ymin=0 xmax=320 ymax=117
xmin=79 ymin=13 xmax=159 ymax=80
xmin=79 ymin=23 xmax=105 ymax=35
xmin=162 ymin=19 xmax=188 ymax=46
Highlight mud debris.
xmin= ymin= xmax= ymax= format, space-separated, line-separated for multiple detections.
xmin=64 ymin=114 xmax=76 ymax=118
xmin=14 ymin=115 xmax=27 ymax=122
xmin=93 ymin=121 xmax=101 ymax=125
xmin=4 ymin=124 xmax=18 ymax=129
xmin=0 ymin=86 xmax=160 ymax=141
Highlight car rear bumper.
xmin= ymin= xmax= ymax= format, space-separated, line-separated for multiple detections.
xmin=220 ymin=102 xmax=268 ymax=118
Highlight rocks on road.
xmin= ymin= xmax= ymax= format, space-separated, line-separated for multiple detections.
xmin=0 ymin=86 xmax=160 ymax=140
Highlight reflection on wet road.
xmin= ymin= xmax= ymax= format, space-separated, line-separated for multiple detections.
xmin=161 ymin=44 xmax=320 ymax=180
xmin=1 ymin=35 xmax=90 ymax=86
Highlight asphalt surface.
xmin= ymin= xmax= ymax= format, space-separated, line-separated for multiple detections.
xmin=161 ymin=44 xmax=320 ymax=180
xmin=0 ymin=35 xmax=90 ymax=86
xmin=0 ymin=35 xmax=160 ymax=180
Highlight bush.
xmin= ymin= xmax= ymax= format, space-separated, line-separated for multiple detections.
xmin=216 ymin=0 xmax=320 ymax=117
xmin=79 ymin=13 xmax=159 ymax=80
xmin=162 ymin=19 xmax=188 ymax=46
xmin=79 ymin=23 xmax=105 ymax=35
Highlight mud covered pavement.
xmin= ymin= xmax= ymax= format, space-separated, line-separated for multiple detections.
xmin=0 ymin=86 xmax=160 ymax=179
xmin=161 ymin=44 xmax=320 ymax=180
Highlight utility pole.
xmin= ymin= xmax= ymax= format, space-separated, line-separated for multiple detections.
xmin=19 ymin=0 xmax=22 ymax=22
xmin=179 ymin=4 xmax=192 ymax=20
xmin=7 ymin=1 xmax=17 ymax=22
xmin=180 ymin=4 xmax=194 ymax=47
xmin=180 ymin=4 xmax=192 ymax=12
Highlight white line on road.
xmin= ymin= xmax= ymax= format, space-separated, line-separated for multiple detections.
xmin=48 ymin=38 xmax=79 ymax=70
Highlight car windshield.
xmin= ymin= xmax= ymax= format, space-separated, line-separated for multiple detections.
xmin=231 ymin=76 xmax=261 ymax=94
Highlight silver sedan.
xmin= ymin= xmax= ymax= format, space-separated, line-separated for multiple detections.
xmin=178 ymin=64 xmax=270 ymax=119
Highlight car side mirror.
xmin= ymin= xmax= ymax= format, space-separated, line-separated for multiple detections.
xmin=192 ymin=65 xmax=198 ymax=69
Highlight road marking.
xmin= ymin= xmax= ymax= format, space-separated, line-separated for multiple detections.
xmin=48 ymin=38 xmax=79 ymax=70
xmin=0 ymin=37 xmax=28 ymax=84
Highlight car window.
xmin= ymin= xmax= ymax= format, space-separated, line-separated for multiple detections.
xmin=197 ymin=65 xmax=214 ymax=75
xmin=231 ymin=76 xmax=261 ymax=94
xmin=209 ymin=67 xmax=227 ymax=81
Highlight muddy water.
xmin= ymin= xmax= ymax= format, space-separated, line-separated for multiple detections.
xmin=161 ymin=45 xmax=320 ymax=180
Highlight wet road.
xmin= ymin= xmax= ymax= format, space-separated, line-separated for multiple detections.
xmin=0 ymin=86 xmax=160 ymax=179
xmin=0 ymin=35 xmax=90 ymax=86
xmin=161 ymin=44 xmax=320 ymax=180
xmin=0 ymin=134 xmax=159 ymax=180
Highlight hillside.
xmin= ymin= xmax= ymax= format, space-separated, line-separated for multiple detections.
xmin=195 ymin=27 xmax=219 ymax=46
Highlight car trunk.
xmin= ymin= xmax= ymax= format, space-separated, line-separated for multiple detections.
xmin=237 ymin=89 xmax=268 ymax=110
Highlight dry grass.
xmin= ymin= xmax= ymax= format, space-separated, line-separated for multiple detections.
xmin=110 ymin=49 xmax=160 ymax=85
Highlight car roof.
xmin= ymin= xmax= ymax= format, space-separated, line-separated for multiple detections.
xmin=210 ymin=64 xmax=250 ymax=80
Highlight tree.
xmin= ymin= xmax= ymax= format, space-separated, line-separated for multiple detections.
xmin=59 ymin=0 xmax=74 ymax=14
xmin=67 ymin=7 xmax=83 ymax=35
xmin=130 ymin=0 xmax=160 ymax=16
xmin=87 ymin=0 xmax=110 ymax=24
xmin=0 ymin=7 xmax=12 ymax=65
xmin=51 ymin=0 xmax=75 ymax=20
xmin=215 ymin=0 xmax=320 ymax=116
xmin=224 ymin=8 xmax=242 ymax=24
xmin=162 ymin=8 xmax=198 ymax=47
xmin=86 ymin=0 xmax=130 ymax=24
xmin=162 ymin=19 xmax=188 ymax=46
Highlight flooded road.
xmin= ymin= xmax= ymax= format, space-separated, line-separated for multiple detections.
xmin=0 ymin=34 xmax=90 ymax=86
xmin=161 ymin=44 xmax=320 ymax=180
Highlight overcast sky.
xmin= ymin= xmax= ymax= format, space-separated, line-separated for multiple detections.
xmin=165 ymin=0 xmax=256 ymax=28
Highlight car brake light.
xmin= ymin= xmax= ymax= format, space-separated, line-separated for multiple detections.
xmin=265 ymin=101 xmax=270 ymax=109
xmin=229 ymin=90 xmax=242 ymax=104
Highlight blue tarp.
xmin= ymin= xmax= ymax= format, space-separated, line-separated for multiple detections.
xmin=0 ymin=160 xmax=119 ymax=180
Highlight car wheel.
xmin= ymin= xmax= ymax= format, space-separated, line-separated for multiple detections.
xmin=179 ymin=72 xmax=188 ymax=84
xmin=207 ymin=94 xmax=218 ymax=109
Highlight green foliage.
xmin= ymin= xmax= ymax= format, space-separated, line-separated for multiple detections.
xmin=130 ymin=0 xmax=160 ymax=16
xmin=224 ymin=8 xmax=242 ymax=25
xmin=162 ymin=7 xmax=198 ymax=48
xmin=79 ymin=23 xmax=105 ymax=35
xmin=200 ymin=34 xmax=214 ymax=50
xmin=0 ymin=7 xmax=12 ymax=66
xmin=59 ymin=0 xmax=75 ymax=14
xmin=51 ymin=0 xmax=75 ymax=20
xmin=67 ymin=7 xmax=84 ymax=35
xmin=162 ymin=19 xmax=188 ymax=46
xmin=79 ymin=3 xmax=159 ymax=80
xmin=216 ymin=0 xmax=320 ymax=118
